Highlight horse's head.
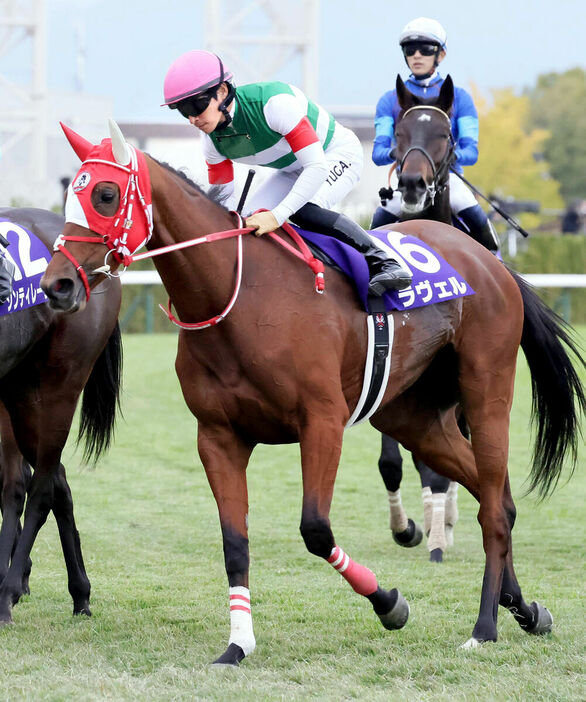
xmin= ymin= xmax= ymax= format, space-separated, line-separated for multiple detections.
xmin=41 ymin=121 xmax=153 ymax=312
xmin=394 ymin=75 xmax=455 ymax=216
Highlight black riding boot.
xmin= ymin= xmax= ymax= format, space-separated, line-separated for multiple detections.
xmin=458 ymin=205 xmax=500 ymax=252
xmin=291 ymin=204 xmax=412 ymax=294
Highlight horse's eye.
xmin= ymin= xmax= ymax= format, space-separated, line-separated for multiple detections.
xmin=101 ymin=190 xmax=115 ymax=203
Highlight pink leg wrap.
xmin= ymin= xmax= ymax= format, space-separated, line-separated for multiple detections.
xmin=327 ymin=545 xmax=378 ymax=596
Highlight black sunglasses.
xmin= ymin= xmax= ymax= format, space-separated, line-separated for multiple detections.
xmin=170 ymin=91 xmax=216 ymax=118
xmin=402 ymin=42 xmax=440 ymax=57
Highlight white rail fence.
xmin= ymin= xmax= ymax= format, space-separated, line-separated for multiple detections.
xmin=119 ymin=271 xmax=586 ymax=332
xmin=120 ymin=271 xmax=586 ymax=288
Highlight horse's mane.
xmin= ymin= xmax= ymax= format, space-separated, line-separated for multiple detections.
xmin=151 ymin=157 xmax=230 ymax=210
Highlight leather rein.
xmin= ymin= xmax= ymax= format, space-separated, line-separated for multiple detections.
xmin=56 ymin=213 xmax=326 ymax=331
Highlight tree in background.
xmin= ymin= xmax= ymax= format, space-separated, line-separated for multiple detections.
xmin=525 ymin=68 xmax=586 ymax=204
xmin=466 ymin=87 xmax=563 ymax=231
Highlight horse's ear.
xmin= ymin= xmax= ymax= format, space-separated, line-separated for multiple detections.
xmin=108 ymin=119 xmax=132 ymax=166
xmin=396 ymin=74 xmax=418 ymax=110
xmin=60 ymin=122 xmax=94 ymax=162
xmin=438 ymin=75 xmax=454 ymax=113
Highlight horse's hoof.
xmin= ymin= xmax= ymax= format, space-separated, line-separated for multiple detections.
xmin=429 ymin=548 xmax=443 ymax=563
xmin=73 ymin=604 xmax=92 ymax=617
xmin=460 ymin=637 xmax=483 ymax=649
xmin=392 ymin=519 xmax=423 ymax=548
xmin=377 ymin=589 xmax=410 ymax=631
xmin=0 ymin=603 xmax=14 ymax=626
xmin=211 ymin=643 xmax=246 ymax=667
xmin=525 ymin=601 xmax=553 ymax=635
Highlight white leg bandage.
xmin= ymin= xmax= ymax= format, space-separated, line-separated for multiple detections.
xmin=445 ymin=482 xmax=459 ymax=547
xmin=427 ymin=493 xmax=447 ymax=553
xmin=228 ymin=586 xmax=256 ymax=656
xmin=422 ymin=486 xmax=433 ymax=536
xmin=387 ymin=489 xmax=409 ymax=533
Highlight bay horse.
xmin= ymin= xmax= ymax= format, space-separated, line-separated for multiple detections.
xmin=375 ymin=75 xmax=469 ymax=562
xmin=0 ymin=207 xmax=122 ymax=624
xmin=41 ymin=121 xmax=584 ymax=665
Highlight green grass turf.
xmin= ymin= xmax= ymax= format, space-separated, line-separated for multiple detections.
xmin=0 ymin=328 xmax=583 ymax=701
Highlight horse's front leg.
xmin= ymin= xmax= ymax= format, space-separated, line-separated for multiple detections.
xmin=52 ymin=463 xmax=91 ymax=615
xmin=0 ymin=424 xmax=32 ymax=594
xmin=197 ymin=423 xmax=255 ymax=666
xmin=299 ymin=414 xmax=409 ymax=631
xmin=0 ymin=465 xmax=54 ymax=622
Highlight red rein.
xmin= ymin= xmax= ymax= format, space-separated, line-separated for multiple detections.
xmin=57 ymin=219 xmax=325 ymax=330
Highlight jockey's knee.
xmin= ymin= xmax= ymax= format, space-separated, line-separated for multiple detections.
xmin=458 ymin=205 xmax=499 ymax=252
xmin=300 ymin=514 xmax=334 ymax=558
xmin=371 ymin=207 xmax=399 ymax=229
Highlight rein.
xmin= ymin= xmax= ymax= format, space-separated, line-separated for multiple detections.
xmin=56 ymin=214 xmax=326 ymax=330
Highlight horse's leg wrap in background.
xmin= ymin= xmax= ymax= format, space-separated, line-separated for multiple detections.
xmin=445 ymin=482 xmax=459 ymax=546
xmin=427 ymin=493 xmax=447 ymax=553
xmin=422 ymin=486 xmax=433 ymax=535
xmin=387 ymin=489 xmax=409 ymax=533
xmin=228 ymin=586 xmax=255 ymax=656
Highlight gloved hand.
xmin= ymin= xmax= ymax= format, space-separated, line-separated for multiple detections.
xmin=245 ymin=210 xmax=279 ymax=236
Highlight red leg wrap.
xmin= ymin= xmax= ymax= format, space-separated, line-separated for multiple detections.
xmin=327 ymin=546 xmax=378 ymax=596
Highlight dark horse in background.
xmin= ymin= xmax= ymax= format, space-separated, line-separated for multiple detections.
xmin=41 ymin=121 xmax=584 ymax=665
xmin=0 ymin=208 xmax=122 ymax=623
xmin=373 ymin=75 xmax=497 ymax=562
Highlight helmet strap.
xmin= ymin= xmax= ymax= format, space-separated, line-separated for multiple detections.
xmin=214 ymin=82 xmax=236 ymax=131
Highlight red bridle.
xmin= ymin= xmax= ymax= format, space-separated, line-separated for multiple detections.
xmin=56 ymin=211 xmax=325 ymax=328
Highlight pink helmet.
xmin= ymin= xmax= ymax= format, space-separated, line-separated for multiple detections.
xmin=162 ymin=50 xmax=233 ymax=106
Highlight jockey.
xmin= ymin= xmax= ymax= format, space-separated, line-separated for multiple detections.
xmin=371 ymin=17 xmax=499 ymax=252
xmin=162 ymin=50 xmax=412 ymax=294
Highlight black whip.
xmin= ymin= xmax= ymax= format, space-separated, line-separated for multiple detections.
xmin=236 ymin=169 xmax=256 ymax=215
xmin=450 ymin=168 xmax=530 ymax=238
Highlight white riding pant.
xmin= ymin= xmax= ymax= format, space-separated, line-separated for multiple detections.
xmin=244 ymin=124 xmax=363 ymax=217
xmin=381 ymin=170 xmax=478 ymax=216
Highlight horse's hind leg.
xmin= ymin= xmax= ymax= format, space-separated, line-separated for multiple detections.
xmin=300 ymin=414 xmax=409 ymax=632
xmin=378 ymin=434 xmax=423 ymax=548
xmin=52 ymin=463 xmax=91 ymax=615
xmin=499 ymin=476 xmax=552 ymax=636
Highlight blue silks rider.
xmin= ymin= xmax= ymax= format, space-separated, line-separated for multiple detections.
xmin=371 ymin=17 xmax=499 ymax=252
xmin=162 ymin=49 xmax=412 ymax=294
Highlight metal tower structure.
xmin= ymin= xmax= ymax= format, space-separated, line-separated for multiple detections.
xmin=0 ymin=0 xmax=48 ymax=206
xmin=205 ymin=0 xmax=320 ymax=98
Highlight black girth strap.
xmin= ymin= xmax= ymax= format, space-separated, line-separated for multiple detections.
xmin=347 ymin=296 xmax=393 ymax=427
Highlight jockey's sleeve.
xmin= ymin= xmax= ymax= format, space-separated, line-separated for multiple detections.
xmin=263 ymin=93 xmax=329 ymax=225
xmin=453 ymin=88 xmax=479 ymax=167
xmin=372 ymin=92 xmax=396 ymax=166
xmin=203 ymin=135 xmax=237 ymax=210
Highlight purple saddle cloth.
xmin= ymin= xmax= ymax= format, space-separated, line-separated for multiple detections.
xmin=291 ymin=225 xmax=474 ymax=312
xmin=0 ymin=218 xmax=51 ymax=317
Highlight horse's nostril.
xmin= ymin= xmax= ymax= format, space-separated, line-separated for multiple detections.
xmin=52 ymin=278 xmax=74 ymax=298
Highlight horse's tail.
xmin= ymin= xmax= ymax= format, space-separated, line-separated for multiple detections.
xmin=510 ymin=269 xmax=585 ymax=497
xmin=78 ymin=322 xmax=123 ymax=463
